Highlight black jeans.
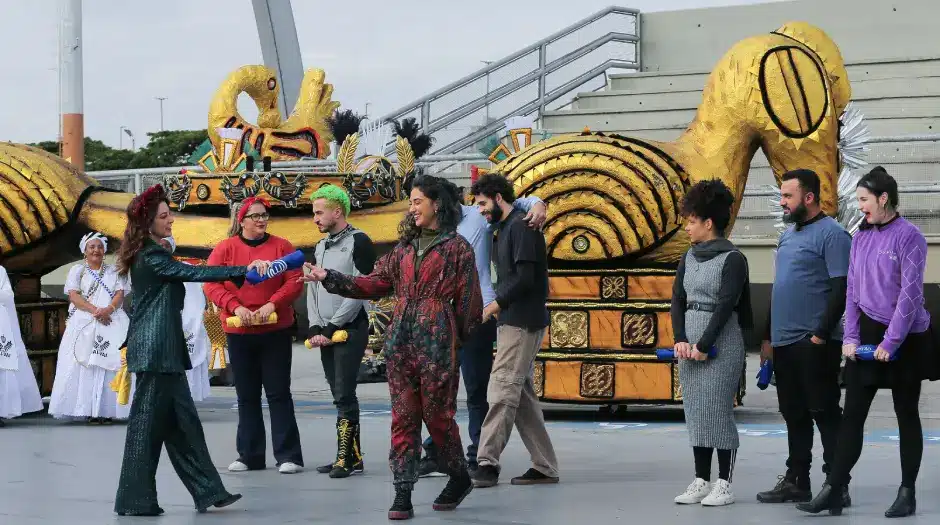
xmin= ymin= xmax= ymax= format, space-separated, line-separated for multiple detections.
xmin=773 ymin=337 xmax=843 ymax=482
xmin=423 ymin=318 xmax=497 ymax=465
xmin=320 ymin=318 xmax=369 ymax=421
xmin=828 ymin=379 xmax=923 ymax=488
xmin=227 ymin=329 xmax=304 ymax=468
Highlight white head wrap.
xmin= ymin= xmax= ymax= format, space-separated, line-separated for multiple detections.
xmin=79 ymin=232 xmax=108 ymax=254
xmin=162 ymin=236 xmax=177 ymax=253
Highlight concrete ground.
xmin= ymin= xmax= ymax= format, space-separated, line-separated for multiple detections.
xmin=2 ymin=348 xmax=939 ymax=524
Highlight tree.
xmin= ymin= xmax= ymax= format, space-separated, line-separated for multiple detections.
xmin=27 ymin=129 xmax=209 ymax=172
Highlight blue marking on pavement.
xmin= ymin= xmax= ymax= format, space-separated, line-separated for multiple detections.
xmin=202 ymin=397 xmax=939 ymax=445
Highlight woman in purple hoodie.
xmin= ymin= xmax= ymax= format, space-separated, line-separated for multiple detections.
xmin=798 ymin=167 xmax=939 ymax=518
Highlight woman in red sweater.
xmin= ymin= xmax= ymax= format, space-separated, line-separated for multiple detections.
xmin=205 ymin=196 xmax=305 ymax=474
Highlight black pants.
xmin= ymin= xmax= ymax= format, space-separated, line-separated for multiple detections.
xmin=424 ymin=318 xmax=497 ymax=465
xmin=320 ymin=318 xmax=369 ymax=421
xmin=828 ymin=379 xmax=923 ymax=488
xmin=693 ymin=447 xmax=736 ymax=482
xmin=227 ymin=329 xmax=304 ymax=468
xmin=773 ymin=337 xmax=843 ymax=482
xmin=115 ymin=373 xmax=231 ymax=513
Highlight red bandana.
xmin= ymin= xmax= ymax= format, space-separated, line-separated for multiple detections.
xmin=237 ymin=196 xmax=270 ymax=223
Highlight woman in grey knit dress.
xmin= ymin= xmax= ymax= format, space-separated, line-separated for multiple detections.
xmin=670 ymin=180 xmax=753 ymax=507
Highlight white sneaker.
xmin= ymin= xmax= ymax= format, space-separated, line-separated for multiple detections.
xmin=701 ymin=479 xmax=735 ymax=506
xmin=227 ymin=460 xmax=249 ymax=472
xmin=278 ymin=462 xmax=302 ymax=474
xmin=674 ymin=478 xmax=711 ymax=504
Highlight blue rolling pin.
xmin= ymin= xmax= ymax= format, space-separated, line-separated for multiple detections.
xmin=854 ymin=344 xmax=898 ymax=362
xmin=756 ymin=359 xmax=774 ymax=390
xmin=656 ymin=346 xmax=718 ymax=360
xmin=246 ymin=250 xmax=306 ymax=284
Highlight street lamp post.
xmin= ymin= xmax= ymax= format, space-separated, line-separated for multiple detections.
xmin=481 ymin=60 xmax=493 ymax=125
xmin=155 ymin=96 xmax=167 ymax=131
xmin=120 ymin=126 xmax=135 ymax=150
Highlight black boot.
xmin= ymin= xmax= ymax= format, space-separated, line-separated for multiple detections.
xmin=388 ymin=485 xmax=414 ymax=520
xmin=330 ymin=418 xmax=363 ymax=478
xmin=316 ymin=419 xmax=342 ymax=474
xmin=756 ymin=473 xmax=811 ymax=503
xmin=796 ymin=484 xmax=843 ymax=516
xmin=352 ymin=420 xmax=364 ymax=471
xmin=884 ymin=486 xmax=916 ymax=518
xmin=433 ymin=469 xmax=473 ymax=511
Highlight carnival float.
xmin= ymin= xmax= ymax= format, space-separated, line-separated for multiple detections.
xmin=1 ymin=21 xmax=866 ymax=403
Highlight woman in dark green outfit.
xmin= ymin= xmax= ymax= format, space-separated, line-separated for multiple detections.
xmin=113 ymin=184 xmax=269 ymax=516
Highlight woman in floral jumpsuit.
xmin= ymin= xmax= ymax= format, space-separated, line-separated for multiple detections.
xmin=302 ymin=175 xmax=482 ymax=520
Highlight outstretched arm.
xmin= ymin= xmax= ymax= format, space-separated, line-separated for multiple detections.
xmin=324 ymin=233 xmax=379 ymax=336
xmin=322 ymin=248 xmax=395 ymax=301
xmin=146 ymin=249 xmax=246 ymax=284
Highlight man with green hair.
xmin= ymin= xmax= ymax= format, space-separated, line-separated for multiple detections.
xmin=306 ymin=184 xmax=377 ymax=478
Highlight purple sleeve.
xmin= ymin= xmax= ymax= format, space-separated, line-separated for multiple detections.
xmin=842 ymin=239 xmax=861 ymax=345
xmin=881 ymin=230 xmax=928 ymax=354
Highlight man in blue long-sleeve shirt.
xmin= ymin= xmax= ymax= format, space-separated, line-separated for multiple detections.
xmin=415 ymin=175 xmax=546 ymax=476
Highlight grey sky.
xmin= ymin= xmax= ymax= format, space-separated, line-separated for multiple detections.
xmin=2 ymin=0 xmax=767 ymax=149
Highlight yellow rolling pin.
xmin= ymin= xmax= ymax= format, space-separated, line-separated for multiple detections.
xmin=304 ymin=330 xmax=349 ymax=348
xmin=226 ymin=312 xmax=278 ymax=328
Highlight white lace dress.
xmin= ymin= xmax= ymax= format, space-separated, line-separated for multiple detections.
xmin=48 ymin=263 xmax=131 ymax=420
xmin=0 ymin=266 xmax=44 ymax=419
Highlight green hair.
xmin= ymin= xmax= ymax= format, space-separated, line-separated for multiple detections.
xmin=310 ymin=184 xmax=351 ymax=216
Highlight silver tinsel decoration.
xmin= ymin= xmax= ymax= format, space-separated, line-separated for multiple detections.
xmin=767 ymin=102 xmax=871 ymax=235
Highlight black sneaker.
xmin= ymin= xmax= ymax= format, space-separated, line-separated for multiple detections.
xmin=388 ymin=486 xmax=414 ymax=520
xmin=470 ymin=464 xmax=499 ymax=488
xmin=433 ymin=470 xmax=473 ymax=511
xmin=418 ymin=457 xmax=445 ymax=477
xmin=316 ymin=462 xmax=335 ymax=474
xmin=756 ymin=474 xmax=811 ymax=503
xmin=511 ymin=468 xmax=559 ymax=485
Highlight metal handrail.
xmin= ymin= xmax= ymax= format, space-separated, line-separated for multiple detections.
xmin=372 ymin=6 xmax=641 ymax=155
xmin=438 ymin=58 xmax=635 ymax=154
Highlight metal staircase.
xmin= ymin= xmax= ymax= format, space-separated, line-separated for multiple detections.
xmin=375 ymin=6 xmax=641 ymax=156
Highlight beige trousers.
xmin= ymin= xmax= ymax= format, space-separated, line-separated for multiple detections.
xmin=476 ymin=325 xmax=558 ymax=477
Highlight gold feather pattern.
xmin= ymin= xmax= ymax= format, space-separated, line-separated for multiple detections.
xmin=336 ymin=132 xmax=360 ymax=173
xmin=395 ymin=136 xmax=415 ymax=178
xmin=0 ymin=143 xmax=91 ymax=255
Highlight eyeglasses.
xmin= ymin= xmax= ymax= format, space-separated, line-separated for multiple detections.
xmin=244 ymin=213 xmax=270 ymax=222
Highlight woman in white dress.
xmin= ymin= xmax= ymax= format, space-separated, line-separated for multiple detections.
xmin=48 ymin=232 xmax=131 ymax=423
xmin=0 ymin=265 xmax=44 ymax=426
xmin=159 ymin=236 xmax=212 ymax=401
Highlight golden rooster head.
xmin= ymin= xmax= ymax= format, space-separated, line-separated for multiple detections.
xmin=693 ymin=22 xmax=849 ymax=216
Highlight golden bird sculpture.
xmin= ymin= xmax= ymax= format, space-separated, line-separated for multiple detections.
xmin=487 ymin=21 xmax=851 ymax=265
xmin=207 ymin=65 xmax=340 ymax=160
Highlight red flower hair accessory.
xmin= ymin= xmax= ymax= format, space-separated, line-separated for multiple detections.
xmin=131 ymin=184 xmax=167 ymax=220
xmin=237 ymin=196 xmax=270 ymax=223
